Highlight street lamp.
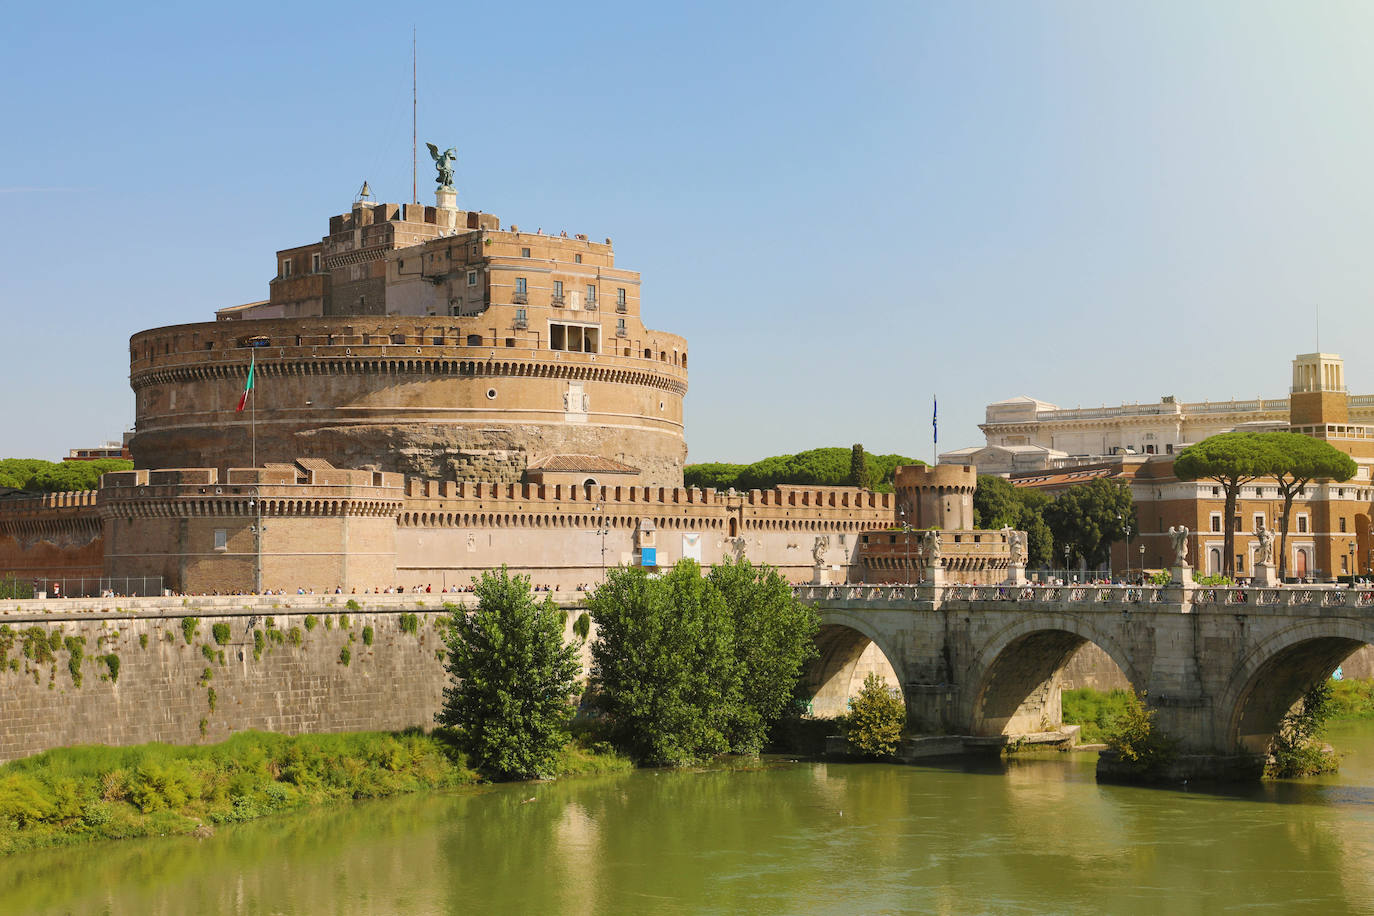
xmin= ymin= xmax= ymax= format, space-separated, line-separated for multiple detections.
xmin=1349 ymin=539 xmax=1357 ymax=585
xmin=247 ymin=488 xmax=263 ymax=595
xmin=898 ymin=507 xmax=915 ymax=586
xmin=1118 ymin=513 xmax=1131 ymax=582
xmin=1063 ymin=544 xmax=1071 ymax=581
xmin=593 ymin=503 xmax=609 ymax=585
xmin=1139 ymin=544 xmax=1146 ymax=581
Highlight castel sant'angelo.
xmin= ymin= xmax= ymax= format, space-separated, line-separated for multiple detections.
xmin=0 ymin=163 xmax=1017 ymax=593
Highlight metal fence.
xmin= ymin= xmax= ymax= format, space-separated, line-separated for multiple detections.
xmin=23 ymin=577 xmax=165 ymax=598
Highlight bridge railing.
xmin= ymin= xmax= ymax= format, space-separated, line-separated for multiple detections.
xmin=793 ymin=583 xmax=1374 ymax=611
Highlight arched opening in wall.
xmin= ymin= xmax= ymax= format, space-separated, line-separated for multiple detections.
xmin=1209 ymin=548 xmax=1222 ymax=576
xmin=971 ymin=629 xmax=1133 ymax=739
xmin=584 ymin=478 xmax=597 ymax=488
xmin=1228 ymin=635 xmax=1368 ymax=753
xmin=806 ymin=623 xmax=903 ymax=719
xmin=728 ymin=517 xmax=738 ymax=538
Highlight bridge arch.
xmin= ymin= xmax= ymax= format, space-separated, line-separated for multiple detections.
xmin=807 ymin=609 xmax=906 ymax=719
xmin=963 ymin=613 xmax=1140 ymax=738
xmin=1219 ymin=619 xmax=1374 ymax=753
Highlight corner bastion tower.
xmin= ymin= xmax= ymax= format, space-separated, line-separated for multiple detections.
xmin=128 ymin=181 xmax=687 ymax=487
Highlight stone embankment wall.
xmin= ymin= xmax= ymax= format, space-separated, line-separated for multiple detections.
xmin=0 ymin=594 xmax=585 ymax=764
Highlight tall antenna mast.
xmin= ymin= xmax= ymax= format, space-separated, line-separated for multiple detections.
xmin=412 ymin=27 xmax=418 ymax=205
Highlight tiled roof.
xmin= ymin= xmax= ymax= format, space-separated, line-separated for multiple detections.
xmin=527 ymin=454 xmax=639 ymax=473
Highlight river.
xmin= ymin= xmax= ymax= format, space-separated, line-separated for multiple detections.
xmin=7 ymin=723 xmax=1374 ymax=915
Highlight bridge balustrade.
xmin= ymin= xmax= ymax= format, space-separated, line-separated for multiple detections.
xmin=1322 ymin=590 xmax=1349 ymax=608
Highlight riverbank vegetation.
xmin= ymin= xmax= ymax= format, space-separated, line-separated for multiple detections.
xmin=0 ymin=727 xmax=630 ymax=855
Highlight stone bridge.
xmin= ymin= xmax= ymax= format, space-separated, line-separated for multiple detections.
xmin=795 ymin=582 xmax=1374 ymax=763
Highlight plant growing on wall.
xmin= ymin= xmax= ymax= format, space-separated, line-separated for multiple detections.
xmin=437 ymin=567 xmax=581 ymax=780
xmin=180 ymin=618 xmax=199 ymax=645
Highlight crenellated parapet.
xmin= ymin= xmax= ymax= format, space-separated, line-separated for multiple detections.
xmin=0 ymin=491 xmax=103 ymax=546
xmin=97 ymin=467 xmax=406 ymax=520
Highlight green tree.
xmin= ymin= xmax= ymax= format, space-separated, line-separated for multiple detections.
xmin=845 ymin=673 xmax=905 ymax=757
xmin=436 ymin=567 xmax=581 ymax=780
xmin=1173 ymin=432 xmax=1277 ymax=577
xmin=1043 ymin=478 xmax=1134 ymax=569
xmin=1258 ymin=432 xmax=1357 ymax=579
xmin=849 ymin=444 xmax=867 ymax=488
xmin=1103 ymin=690 xmax=1177 ymax=776
xmin=708 ymin=558 xmax=820 ymax=753
xmin=974 ymin=475 xmax=1055 ymax=567
xmin=684 ymin=448 xmax=924 ymax=494
xmin=973 ymin=474 xmax=1021 ymax=529
xmin=0 ymin=458 xmax=132 ymax=493
xmin=588 ymin=560 xmax=739 ymax=765
xmin=1268 ymin=680 xmax=1339 ymax=777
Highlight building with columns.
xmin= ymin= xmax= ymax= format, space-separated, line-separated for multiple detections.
xmin=953 ymin=352 xmax=1374 ymax=581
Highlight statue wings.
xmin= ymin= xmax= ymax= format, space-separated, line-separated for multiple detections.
xmin=426 ymin=142 xmax=441 ymax=162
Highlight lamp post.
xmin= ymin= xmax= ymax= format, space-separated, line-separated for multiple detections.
xmin=248 ymin=487 xmax=263 ymax=595
xmin=1349 ymin=538 xmax=1357 ymax=586
xmin=1139 ymin=544 xmax=1145 ymax=582
xmin=594 ymin=503 xmax=609 ymax=585
xmin=898 ymin=507 xmax=914 ymax=586
xmin=1118 ymin=513 xmax=1131 ymax=582
xmin=1063 ymin=544 xmax=1071 ymax=582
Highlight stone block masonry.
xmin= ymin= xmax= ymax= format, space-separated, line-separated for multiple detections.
xmin=0 ymin=594 xmax=582 ymax=764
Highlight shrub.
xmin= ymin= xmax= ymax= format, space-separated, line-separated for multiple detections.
xmin=305 ymin=615 xmax=319 ymax=631
xmin=362 ymin=626 xmax=374 ymax=646
xmin=211 ymin=623 xmax=231 ymax=645
xmin=845 ymin=673 xmax=905 ymax=757
xmin=288 ymin=627 xmax=303 ymax=647
xmin=345 ymin=599 xmax=360 ymax=611
xmin=339 ymin=615 xmax=350 ymax=629
xmin=399 ymin=613 xmax=419 ymax=635
xmin=325 ymin=616 xmax=334 ymax=630
xmin=102 ymin=654 xmax=120 ymax=683
xmin=139 ymin=633 xmax=148 ymax=650
xmin=1268 ymin=681 xmax=1340 ymax=777
xmin=572 ymin=612 xmax=591 ymax=642
xmin=180 ymin=617 xmax=199 ymax=645
xmin=339 ymin=646 xmax=351 ymax=666
xmin=1103 ymin=690 xmax=1177 ymax=775
xmin=252 ymin=630 xmax=265 ymax=660
xmin=207 ymin=687 xmax=217 ymax=712
xmin=201 ymin=644 xmax=215 ymax=663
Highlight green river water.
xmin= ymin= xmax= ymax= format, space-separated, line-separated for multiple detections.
xmin=8 ymin=723 xmax=1374 ymax=915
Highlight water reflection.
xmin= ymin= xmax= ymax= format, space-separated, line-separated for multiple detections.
xmin=8 ymin=729 xmax=1374 ymax=914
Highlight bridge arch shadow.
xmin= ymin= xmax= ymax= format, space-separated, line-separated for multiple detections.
xmin=964 ymin=615 xmax=1140 ymax=738
xmin=1221 ymin=620 xmax=1374 ymax=753
xmin=806 ymin=611 xmax=905 ymax=719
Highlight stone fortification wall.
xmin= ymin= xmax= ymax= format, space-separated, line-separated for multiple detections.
xmin=127 ymin=317 xmax=688 ymax=487
xmin=0 ymin=491 xmax=104 ymax=583
xmin=99 ymin=470 xmax=896 ymax=593
xmin=0 ymin=593 xmax=583 ymax=764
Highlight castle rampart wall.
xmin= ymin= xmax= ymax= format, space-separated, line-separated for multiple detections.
xmin=0 ymin=491 xmax=104 ymax=583
xmin=127 ymin=318 xmax=688 ymax=485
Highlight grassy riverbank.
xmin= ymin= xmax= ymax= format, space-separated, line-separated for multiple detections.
xmin=0 ymin=729 xmax=631 ymax=855
xmin=1063 ymin=679 xmax=1374 ymax=746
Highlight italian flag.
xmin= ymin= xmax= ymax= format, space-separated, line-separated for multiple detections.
xmin=236 ymin=353 xmax=255 ymax=412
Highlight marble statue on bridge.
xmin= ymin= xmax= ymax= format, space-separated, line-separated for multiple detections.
xmin=1169 ymin=525 xmax=1190 ymax=568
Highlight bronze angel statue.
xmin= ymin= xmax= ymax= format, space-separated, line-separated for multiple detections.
xmin=427 ymin=143 xmax=457 ymax=189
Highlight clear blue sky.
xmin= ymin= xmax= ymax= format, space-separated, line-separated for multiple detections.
xmin=4 ymin=1 xmax=1374 ymax=465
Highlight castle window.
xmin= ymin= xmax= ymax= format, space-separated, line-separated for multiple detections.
xmin=553 ymin=280 xmax=564 ymax=300
xmin=644 ymin=348 xmax=652 ymax=359
xmin=390 ymin=333 xmax=405 ymax=345
xmin=467 ymin=270 xmax=478 ymax=286
xmin=617 ymin=288 xmax=627 ymax=306
xmin=586 ymin=284 xmax=596 ymax=305
xmin=1340 ymin=517 xmax=1348 ymax=533
xmin=280 ymin=259 xmax=292 ymax=278
xmin=214 ymin=529 xmax=228 ymax=551
xmin=521 ymin=247 xmax=531 ymax=258
xmin=1298 ymin=514 xmax=1309 ymax=533
xmin=575 ymin=254 xmax=582 ymax=264
xmin=505 ymin=338 xmax=516 ymax=348
xmin=432 ymin=336 xmax=443 ymax=345
xmin=466 ymin=334 xmax=482 ymax=347
xmin=311 ymin=252 xmax=321 ymax=272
